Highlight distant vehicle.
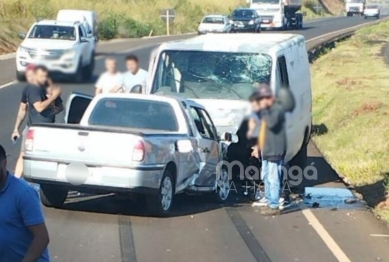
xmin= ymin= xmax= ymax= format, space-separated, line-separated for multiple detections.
xmin=57 ymin=9 xmax=98 ymax=42
xmin=249 ymin=0 xmax=303 ymax=30
xmin=230 ymin=8 xmax=261 ymax=33
xmin=146 ymin=33 xmax=312 ymax=174
xmin=346 ymin=0 xmax=365 ymax=16
xmin=16 ymin=19 xmax=96 ymax=82
xmin=198 ymin=15 xmax=232 ymax=34
xmin=363 ymin=4 xmax=380 ymax=19
xmin=23 ymin=93 xmax=237 ymax=216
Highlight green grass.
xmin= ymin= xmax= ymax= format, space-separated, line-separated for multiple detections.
xmin=311 ymin=20 xmax=389 ymax=222
xmin=0 ymin=0 xmax=329 ymax=54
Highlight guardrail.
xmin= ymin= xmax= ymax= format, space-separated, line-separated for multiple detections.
xmin=307 ymin=16 xmax=389 ymax=62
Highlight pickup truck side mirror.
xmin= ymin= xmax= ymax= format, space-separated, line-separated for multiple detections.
xmin=18 ymin=32 xmax=26 ymax=40
xmin=80 ymin=37 xmax=89 ymax=43
xmin=220 ymin=132 xmax=239 ymax=143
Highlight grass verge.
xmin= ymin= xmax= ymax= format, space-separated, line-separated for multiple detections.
xmin=0 ymin=0 xmax=329 ymax=55
xmin=311 ymin=20 xmax=389 ymax=223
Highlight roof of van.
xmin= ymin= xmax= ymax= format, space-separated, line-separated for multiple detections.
xmin=36 ymin=20 xmax=78 ymax=26
xmin=159 ymin=33 xmax=305 ymax=53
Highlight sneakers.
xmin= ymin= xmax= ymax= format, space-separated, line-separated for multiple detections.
xmin=260 ymin=206 xmax=281 ymax=216
xmin=252 ymin=197 xmax=286 ymax=208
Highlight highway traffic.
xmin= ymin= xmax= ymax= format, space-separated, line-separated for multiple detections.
xmin=2 ymin=14 xmax=389 ymax=262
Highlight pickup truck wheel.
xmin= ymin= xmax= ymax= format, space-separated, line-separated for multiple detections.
xmin=147 ymin=170 xmax=174 ymax=217
xmin=16 ymin=71 xmax=26 ymax=81
xmin=40 ymin=185 xmax=68 ymax=208
xmin=214 ymin=168 xmax=230 ymax=202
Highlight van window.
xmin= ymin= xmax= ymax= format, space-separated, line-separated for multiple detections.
xmin=277 ymin=55 xmax=289 ymax=87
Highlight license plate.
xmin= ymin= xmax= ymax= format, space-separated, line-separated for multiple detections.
xmin=237 ymin=24 xmax=244 ymax=27
xmin=56 ymin=164 xmax=99 ymax=183
xmin=263 ymin=20 xmax=269 ymax=23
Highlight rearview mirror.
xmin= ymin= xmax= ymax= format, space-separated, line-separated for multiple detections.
xmin=18 ymin=32 xmax=26 ymax=40
xmin=220 ymin=132 xmax=239 ymax=143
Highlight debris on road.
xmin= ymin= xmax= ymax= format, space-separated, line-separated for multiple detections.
xmin=312 ymin=202 xmax=320 ymax=208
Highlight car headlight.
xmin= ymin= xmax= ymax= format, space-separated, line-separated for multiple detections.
xmin=248 ymin=20 xmax=254 ymax=25
xmin=229 ymin=20 xmax=234 ymax=24
xmin=19 ymin=46 xmax=29 ymax=53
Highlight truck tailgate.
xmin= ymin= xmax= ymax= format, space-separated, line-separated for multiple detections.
xmin=26 ymin=125 xmax=144 ymax=165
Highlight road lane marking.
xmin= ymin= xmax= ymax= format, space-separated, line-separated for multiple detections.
xmin=0 ymin=81 xmax=16 ymax=90
xmin=226 ymin=207 xmax=272 ymax=262
xmin=302 ymin=209 xmax=352 ymax=262
xmin=370 ymin=234 xmax=389 ymax=237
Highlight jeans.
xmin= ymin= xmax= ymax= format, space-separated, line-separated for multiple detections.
xmin=263 ymin=159 xmax=284 ymax=209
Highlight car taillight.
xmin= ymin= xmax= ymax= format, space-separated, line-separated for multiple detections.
xmin=132 ymin=140 xmax=145 ymax=161
xmin=25 ymin=129 xmax=35 ymax=151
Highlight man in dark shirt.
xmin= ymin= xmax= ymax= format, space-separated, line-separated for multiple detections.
xmin=0 ymin=145 xmax=50 ymax=262
xmin=11 ymin=65 xmax=63 ymax=178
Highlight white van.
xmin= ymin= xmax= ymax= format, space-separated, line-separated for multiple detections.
xmin=146 ymin=33 xmax=312 ymax=169
xmin=57 ymin=9 xmax=98 ymax=41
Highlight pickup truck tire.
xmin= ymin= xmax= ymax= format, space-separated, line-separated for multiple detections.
xmin=16 ymin=71 xmax=26 ymax=81
xmin=147 ymin=170 xmax=174 ymax=217
xmin=71 ymin=60 xmax=83 ymax=83
xmin=214 ymin=167 xmax=230 ymax=203
xmin=83 ymin=52 xmax=95 ymax=81
xmin=40 ymin=184 xmax=68 ymax=208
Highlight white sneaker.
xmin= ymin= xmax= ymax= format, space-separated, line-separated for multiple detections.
xmin=252 ymin=197 xmax=268 ymax=207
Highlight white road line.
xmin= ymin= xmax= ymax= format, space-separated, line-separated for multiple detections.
xmin=0 ymin=81 xmax=16 ymax=90
xmin=370 ymin=234 xmax=389 ymax=237
xmin=302 ymin=209 xmax=352 ymax=262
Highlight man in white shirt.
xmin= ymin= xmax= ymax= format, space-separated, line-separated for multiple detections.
xmin=122 ymin=55 xmax=148 ymax=93
xmin=95 ymin=57 xmax=123 ymax=95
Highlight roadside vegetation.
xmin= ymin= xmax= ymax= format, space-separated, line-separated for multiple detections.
xmin=0 ymin=0 xmax=329 ymax=54
xmin=311 ymin=20 xmax=389 ymax=223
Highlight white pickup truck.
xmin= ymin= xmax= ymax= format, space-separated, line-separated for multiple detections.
xmin=23 ymin=93 xmax=236 ymax=216
xmin=16 ymin=19 xmax=95 ymax=82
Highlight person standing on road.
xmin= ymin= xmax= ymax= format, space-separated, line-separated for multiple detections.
xmin=121 ymin=54 xmax=148 ymax=93
xmin=95 ymin=57 xmax=123 ymax=95
xmin=11 ymin=64 xmax=37 ymax=178
xmin=0 ymin=145 xmax=50 ymax=262
xmin=255 ymin=84 xmax=287 ymax=216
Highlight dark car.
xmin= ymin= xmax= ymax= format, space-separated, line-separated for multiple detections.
xmin=230 ymin=8 xmax=261 ymax=33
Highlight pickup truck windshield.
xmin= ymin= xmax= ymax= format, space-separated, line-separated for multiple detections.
xmin=88 ymin=98 xmax=179 ymax=131
xmin=28 ymin=25 xmax=76 ymax=40
xmin=232 ymin=10 xmax=255 ymax=17
xmin=151 ymin=50 xmax=272 ymax=100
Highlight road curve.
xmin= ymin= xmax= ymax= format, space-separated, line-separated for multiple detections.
xmin=2 ymin=16 xmax=389 ymax=262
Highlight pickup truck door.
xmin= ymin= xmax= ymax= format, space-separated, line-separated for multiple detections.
xmin=65 ymin=92 xmax=93 ymax=124
xmin=187 ymin=105 xmax=220 ymax=187
xmin=77 ymin=26 xmax=90 ymax=65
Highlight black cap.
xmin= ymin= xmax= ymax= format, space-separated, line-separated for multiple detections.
xmin=249 ymin=91 xmax=261 ymax=102
xmin=0 ymin=145 xmax=8 ymax=161
xmin=257 ymin=84 xmax=273 ymax=99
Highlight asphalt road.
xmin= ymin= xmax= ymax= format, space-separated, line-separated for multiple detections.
xmin=2 ymin=16 xmax=389 ymax=262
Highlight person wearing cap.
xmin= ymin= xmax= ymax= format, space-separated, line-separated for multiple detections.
xmin=11 ymin=64 xmax=37 ymax=178
xmin=0 ymin=145 xmax=50 ymax=262
xmin=254 ymin=83 xmax=287 ymax=216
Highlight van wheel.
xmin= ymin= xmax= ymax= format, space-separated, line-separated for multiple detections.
xmin=289 ymin=142 xmax=307 ymax=171
xmin=16 ymin=71 xmax=25 ymax=81
xmin=147 ymin=170 xmax=174 ymax=217
xmin=40 ymin=184 xmax=68 ymax=208
xmin=214 ymin=168 xmax=230 ymax=203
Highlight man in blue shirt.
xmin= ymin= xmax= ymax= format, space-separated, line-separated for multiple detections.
xmin=0 ymin=145 xmax=50 ymax=262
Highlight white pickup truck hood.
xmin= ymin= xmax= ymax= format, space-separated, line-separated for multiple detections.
xmin=189 ymin=99 xmax=250 ymax=135
xmin=21 ymin=39 xmax=76 ymax=50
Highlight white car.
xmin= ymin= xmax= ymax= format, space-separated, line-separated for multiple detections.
xmin=364 ymin=4 xmax=380 ymax=19
xmin=16 ymin=19 xmax=95 ymax=82
xmin=198 ymin=15 xmax=232 ymax=34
